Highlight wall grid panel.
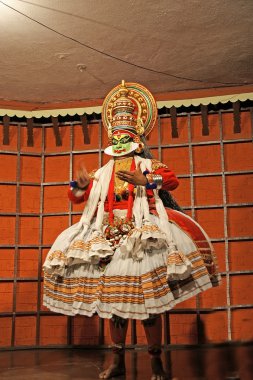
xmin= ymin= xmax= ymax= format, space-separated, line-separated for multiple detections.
xmin=0 ymin=106 xmax=253 ymax=349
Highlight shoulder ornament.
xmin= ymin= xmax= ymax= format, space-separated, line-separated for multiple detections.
xmin=151 ymin=159 xmax=168 ymax=172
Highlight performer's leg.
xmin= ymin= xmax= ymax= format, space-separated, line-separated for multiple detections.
xmin=142 ymin=314 xmax=168 ymax=380
xmin=99 ymin=315 xmax=129 ymax=379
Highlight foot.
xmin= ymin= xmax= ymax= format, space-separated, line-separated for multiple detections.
xmin=151 ymin=356 xmax=169 ymax=380
xmin=99 ymin=363 xmax=126 ymax=379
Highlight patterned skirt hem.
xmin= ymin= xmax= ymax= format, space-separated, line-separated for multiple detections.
xmin=43 ymin=279 xmax=213 ymax=320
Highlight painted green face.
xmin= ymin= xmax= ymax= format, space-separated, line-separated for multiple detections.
xmin=112 ymin=133 xmax=133 ymax=154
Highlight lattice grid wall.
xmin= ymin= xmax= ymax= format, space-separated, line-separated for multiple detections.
xmin=0 ymin=106 xmax=252 ymax=349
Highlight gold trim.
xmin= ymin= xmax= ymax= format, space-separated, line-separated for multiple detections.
xmin=48 ymin=250 xmax=67 ymax=263
xmin=102 ymin=81 xmax=158 ymax=137
xmin=151 ymin=159 xmax=168 ymax=171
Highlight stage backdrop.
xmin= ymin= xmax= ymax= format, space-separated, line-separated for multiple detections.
xmin=0 ymin=104 xmax=252 ymax=349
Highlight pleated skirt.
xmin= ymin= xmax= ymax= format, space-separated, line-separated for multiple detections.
xmin=43 ymin=210 xmax=220 ymax=320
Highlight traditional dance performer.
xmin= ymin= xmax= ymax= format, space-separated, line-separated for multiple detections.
xmin=43 ymin=81 xmax=220 ymax=380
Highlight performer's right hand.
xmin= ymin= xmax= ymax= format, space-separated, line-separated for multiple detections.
xmin=76 ymin=163 xmax=90 ymax=190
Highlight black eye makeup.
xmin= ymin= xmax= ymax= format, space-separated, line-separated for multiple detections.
xmin=112 ymin=136 xmax=132 ymax=145
xmin=120 ymin=136 xmax=131 ymax=144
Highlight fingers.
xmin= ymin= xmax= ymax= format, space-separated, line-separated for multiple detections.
xmin=77 ymin=167 xmax=88 ymax=177
xmin=117 ymin=170 xmax=134 ymax=176
xmin=137 ymin=161 xmax=142 ymax=171
xmin=117 ymin=173 xmax=137 ymax=185
xmin=116 ymin=174 xmax=130 ymax=180
xmin=76 ymin=167 xmax=90 ymax=189
xmin=76 ymin=160 xmax=88 ymax=178
xmin=116 ymin=174 xmax=131 ymax=183
xmin=77 ymin=174 xmax=90 ymax=186
xmin=77 ymin=159 xmax=87 ymax=171
xmin=116 ymin=171 xmax=133 ymax=182
xmin=77 ymin=165 xmax=89 ymax=178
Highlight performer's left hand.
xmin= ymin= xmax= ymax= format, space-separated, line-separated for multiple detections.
xmin=116 ymin=162 xmax=147 ymax=186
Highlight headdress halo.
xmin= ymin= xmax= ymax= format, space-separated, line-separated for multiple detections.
xmin=102 ymin=80 xmax=157 ymax=141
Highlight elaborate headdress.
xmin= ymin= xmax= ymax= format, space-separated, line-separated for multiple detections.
xmin=102 ymin=80 xmax=157 ymax=156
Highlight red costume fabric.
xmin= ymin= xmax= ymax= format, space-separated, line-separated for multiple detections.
xmin=68 ymin=166 xmax=179 ymax=211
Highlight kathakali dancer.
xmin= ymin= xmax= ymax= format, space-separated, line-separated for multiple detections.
xmin=43 ymin=81 xmax=220 ymax=380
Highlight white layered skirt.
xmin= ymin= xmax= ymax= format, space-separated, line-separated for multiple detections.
xmin=43 ymin=210 xmax=220 ymax=320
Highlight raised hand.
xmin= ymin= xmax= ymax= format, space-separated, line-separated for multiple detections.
xmin=76 ymin=161 xmax=90 ymax=189
xmin=116 ymin=161 xmax=147 ymax=186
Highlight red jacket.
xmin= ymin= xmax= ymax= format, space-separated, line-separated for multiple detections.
xmin=68 ymin=161 xmax=179 ymax=211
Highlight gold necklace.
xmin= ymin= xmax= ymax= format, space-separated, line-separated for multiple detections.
xmin=114 ymin=157 xmax=133 ymax=196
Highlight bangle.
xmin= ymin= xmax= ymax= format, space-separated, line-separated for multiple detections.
xmin=146 ymin=173 xmax=154 ymax=184
xmin=70 ymin=180 xmax=78 ymax=189
xmin=144 ymin=173 xmax=163 ymax=190
xmin=143 ymin=170 xmax=162 ymax=190
xmin=152 ymin=174 xmax=163 ymax=190
xmin=144 ymin=172 xmax=157 ymax=190
xmin=70 ymin=180 xmax=88 ymax=191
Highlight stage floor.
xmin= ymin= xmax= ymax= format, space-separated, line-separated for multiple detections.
xmin=0 ymin=344 xmax=252 ymax=380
